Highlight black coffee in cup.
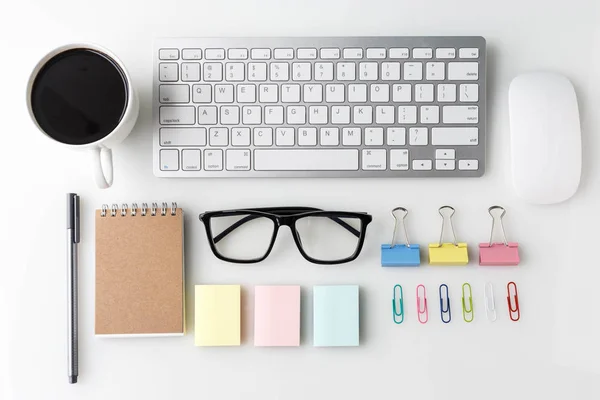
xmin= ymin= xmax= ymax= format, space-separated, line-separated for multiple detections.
xmin=30 ymin=49 xmax=129 ymax=145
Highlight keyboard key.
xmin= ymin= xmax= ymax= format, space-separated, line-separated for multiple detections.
xmin=281 ymin=84 xmax=301 ymax=103
xmin=254 ymin=149 xmax=359 ymax=171
xmin=320 ymin=48 xmax=340 ymax=59
xmin=309 ymin=106 xmax=328 ymax=124
xmin=381 ymin=62 xmax=401 ymax=81
xmin=237 ymin=84 xmax=256 ymax=103
xmin=315 ymin=63 xmax=334 ymax=81
xmin=426 ymin=62 xmax=445 ymax=81
xmin=376 ymin=106 xmax=394 ymax=124
xmin=431 ymin=127 xmax=478 ymax=145
xmin=181 ymin=63 xmax=201 ymax=81
xmin=392 ymin=84 xmax=412 ymax=102
xmin=415 ymin=84 xmax=434 ymax=102
xmin=443 ymin=106 xmax=479 ymax=124
xmin=459 ymin=48 xmax=479 ymax=59
xmin=366 ymin=48 xmax=386 ymax=59
xmin=205 ymin=48 xmax=225 ymax=60
xmin=226 ymin=149 xmax=251 ymax=171
xmin=359 ymin=62 xmax=378 ymax=81
xmin=298 ymin=128 xmax=317 ymax=146
xmin=192 ymin=84 xmax=212 ymax=103
xmin=326 ymin=84 xmax=345 ymax=103
xmin=204 ymin=149 xmax=224 ymax=171
xmin=274 ymin=48 xmax=294 ymax=59
xmin=248 ymin=63 xmax=267 ymax=81
xmin=242 ymin=106 xmax=262 ymax=124
xmin=159 ymin=63 xmax=178 ymax=82
xmin=342 ymin=127 xmax=361 ymax=146
xmin=365 ymin=128 xmax=384 ymax=146
xmin=448 ymin=62 xmax=479 ymax=80
xmin=209 ymin=127 xmax=228 ymax=146
xmin=386 ymin=128 xmax=406 ymax=146
xmin=436 ymin=149 xmax=455 ymax=159
xmin=460 ymin=84 xmax=479 ymax=102
xmin=389 ymin=48 xmax=409 ymax=59
xmin=420 ymin=106 xmax=439 ymax=124
xmin=390 ymin=149 xmax=409 ymax=170
xmin=231 ymin=127 xmax=251 ymax=146
xmin=438 ymin=84 xmax=457 ymax=102
xmin=436 ymin=159 xmax=456 ymax=170
xmin=215 ymin=85 xmax=234 ymax=103
xmin=276 ymin=128 xmax=295 ymax=146
xmin=287 ymin=106 xmax=306 ymax=124
xmin=362 ymin=149 xmax=386 ymax=170
xmin=304 ymin=84 xmax=323 ymax=103
xmin=160 ymin=106 xmax=195 ymax=125
xmin=251 ymin=48 xmax=271 ymax=59
xmin=182 ymin=48 xmax=202 ymax=60
xmin=159 ymin=85 xmax=190 ymax=103
xmin=270 ymin=63 xmax=289 ymax=81
xmin=197 ymin=106 xmax=217 ymax=124
xmin=297 ymin=48 xmax=317 ymax=59
xmin=353 ymin=106 xmax=373 ymax=124
xmin=436 ymin=48 xmax=456 ymax=59
xmin=265 ymin=106 xmax=284 ymax=124
xmin=409 ymin=127 xmax=428 ymax=146
xmin=203 ymin=63 xmax=223 ymax=81
xmin=259 ymin=84 xmax=279 ymax=103
xmin=182 ymin=149 xmax=201 ymax=171
xmin=348 ymin=84 xmax=367 ymax=102
xmin=397 ymin=106 xmax=417 ymax=124
xmin=160 ymin=128 xmax=206 ymax=146
xmin=220 ymin=106 xmax=240 ymax=124
xmin=320 ymin=128 xmax=339 ymax=146
xmin=160 ymin=149 xmax=179 ymax=170
xmin=403 ymin=62 xmax=423 ymax=80
xmin=343 ymin=48 xmax=363 ymax=59
xmin=370 ymin=84 xmax=390 ymax=102
xmin=459 ymin=159 xmax=479 ymax=170
xmin=337 ymin=62 xmax=356 ymax=81
xmin=254 ymin=128 xmax=273 ymax=146
xmin=292 ymin=63 xmax=311 ymax=81
xmin=159 ymin=49 xmax=179 ymax=60
xmin=413 ymin=159 xmax=432 ymax=170
xmin=225 ymin=63 xmax=245 ymax=81
xmin=228 ymin=48 xmax=248 ymax=60
xmin=331 ymin=106 xmax=350 ymax=124
xmin=413 ymin=48 xmax=433 ymax=59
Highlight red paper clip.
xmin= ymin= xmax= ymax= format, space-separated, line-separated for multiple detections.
xmin=506 ymin=281 xmax=520 ymax=321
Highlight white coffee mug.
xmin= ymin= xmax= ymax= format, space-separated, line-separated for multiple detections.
xmin=26 ymin=43 xmax=139 ymax=189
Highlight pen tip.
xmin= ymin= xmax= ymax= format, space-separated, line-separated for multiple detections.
xmin=69 ymin=376 xmax=77 ymax=384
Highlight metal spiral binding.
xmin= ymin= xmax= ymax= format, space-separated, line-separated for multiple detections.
xmin=99 ymin=202 xmax=178 ymax=217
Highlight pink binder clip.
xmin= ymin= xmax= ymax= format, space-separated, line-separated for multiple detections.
xmin=479 ymin=206 xmax=520 ymax=266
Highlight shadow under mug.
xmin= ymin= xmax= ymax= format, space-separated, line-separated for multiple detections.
xmin=26 ymin=43 xmax=139 ymax=189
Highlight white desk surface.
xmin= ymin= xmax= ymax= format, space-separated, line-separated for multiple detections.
xmin=2 ymin=0 xmax=600 ymax=398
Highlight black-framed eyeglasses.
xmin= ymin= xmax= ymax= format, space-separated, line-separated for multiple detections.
xmin=199 ymin=207 xmax=372 ymax=265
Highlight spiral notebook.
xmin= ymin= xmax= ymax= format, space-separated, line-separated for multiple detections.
xmin=95 ymin=203 xmax=185 ymax=337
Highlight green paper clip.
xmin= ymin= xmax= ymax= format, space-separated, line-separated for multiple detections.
xmin=462 ymin=283 xmax=474 ymax=323
xmin=393 ymin=284 xmax=404 ymax=324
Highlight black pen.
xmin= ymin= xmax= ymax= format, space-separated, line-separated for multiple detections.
xmin=67 ymin=194 xmax=80 ymax=384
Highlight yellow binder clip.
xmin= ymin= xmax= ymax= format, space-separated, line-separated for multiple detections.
xmin=428 ymin=206 xmax=469 ymax=266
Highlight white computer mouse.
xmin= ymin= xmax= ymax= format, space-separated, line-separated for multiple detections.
xmin=509 ymin=72 xmax=582 ymax=204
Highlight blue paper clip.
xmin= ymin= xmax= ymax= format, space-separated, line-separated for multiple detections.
xmin=439 ymin=284 xmax=451 ymax=323
xmin=381 ymin=207 xmax=421 ymax=267
xmin=392 ymin=284 xmax=404 ymax=324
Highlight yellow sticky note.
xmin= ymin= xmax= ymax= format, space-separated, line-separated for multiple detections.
xmin=195 ymin=285 xmax=241 ymax=346
xmin=428 ymin=243 xmax=469 ymax=265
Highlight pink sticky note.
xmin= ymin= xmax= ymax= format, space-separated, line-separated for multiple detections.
xmin=479 ymin=243 xmax=520 ymax=266
xmin=254 ymin=285 xmax=301 ymax=347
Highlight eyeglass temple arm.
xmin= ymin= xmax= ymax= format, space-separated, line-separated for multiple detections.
xmin=212 ymin=212 xmax=361 ymax=244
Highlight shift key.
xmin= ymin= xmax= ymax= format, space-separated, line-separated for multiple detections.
xmin=160 ymin=128 xmax=206 ymax=146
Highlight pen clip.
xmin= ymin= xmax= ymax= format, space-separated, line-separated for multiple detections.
xmin=74 ymin=195 xmax=80 ymax=243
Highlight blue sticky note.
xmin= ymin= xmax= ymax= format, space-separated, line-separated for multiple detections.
xmin=381 ymin=244 xmax=421 ymax=266
xmin=313 ymin=285 xmax=359 ymax=347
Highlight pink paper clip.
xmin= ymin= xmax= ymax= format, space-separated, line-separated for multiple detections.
xmin=416 ymin=284 xmax=428 ymax=324
xmin=479 ymin=206 xmax=520 ymax=266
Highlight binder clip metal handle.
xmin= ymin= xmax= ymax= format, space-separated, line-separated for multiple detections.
xmin=391 ymin=207 xmax=411 ymax=248
xmin=488 ymin=206 xmax=508 ymax=246
xmin=437 ymin=205 xmax=458 ymax=247
xmin=381 ymin=207 xmax=420 ymax=267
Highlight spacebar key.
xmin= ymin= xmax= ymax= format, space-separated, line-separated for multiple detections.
xmin=254 ymin=149 xmax=359 ymax=171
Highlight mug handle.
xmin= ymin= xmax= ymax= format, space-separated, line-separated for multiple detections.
xmin=90 ymin=147 xmax=114 ymax=189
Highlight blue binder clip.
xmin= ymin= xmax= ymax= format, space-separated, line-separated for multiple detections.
xmin=381 ymin=207 xmax=421 ymax=267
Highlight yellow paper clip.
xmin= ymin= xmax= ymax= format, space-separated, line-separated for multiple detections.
xmin=428 ymin=206 xmax=469 ymax=266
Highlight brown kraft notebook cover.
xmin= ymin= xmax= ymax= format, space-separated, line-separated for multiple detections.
xmin=95 ymin=204 xmax=185 ymax=336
